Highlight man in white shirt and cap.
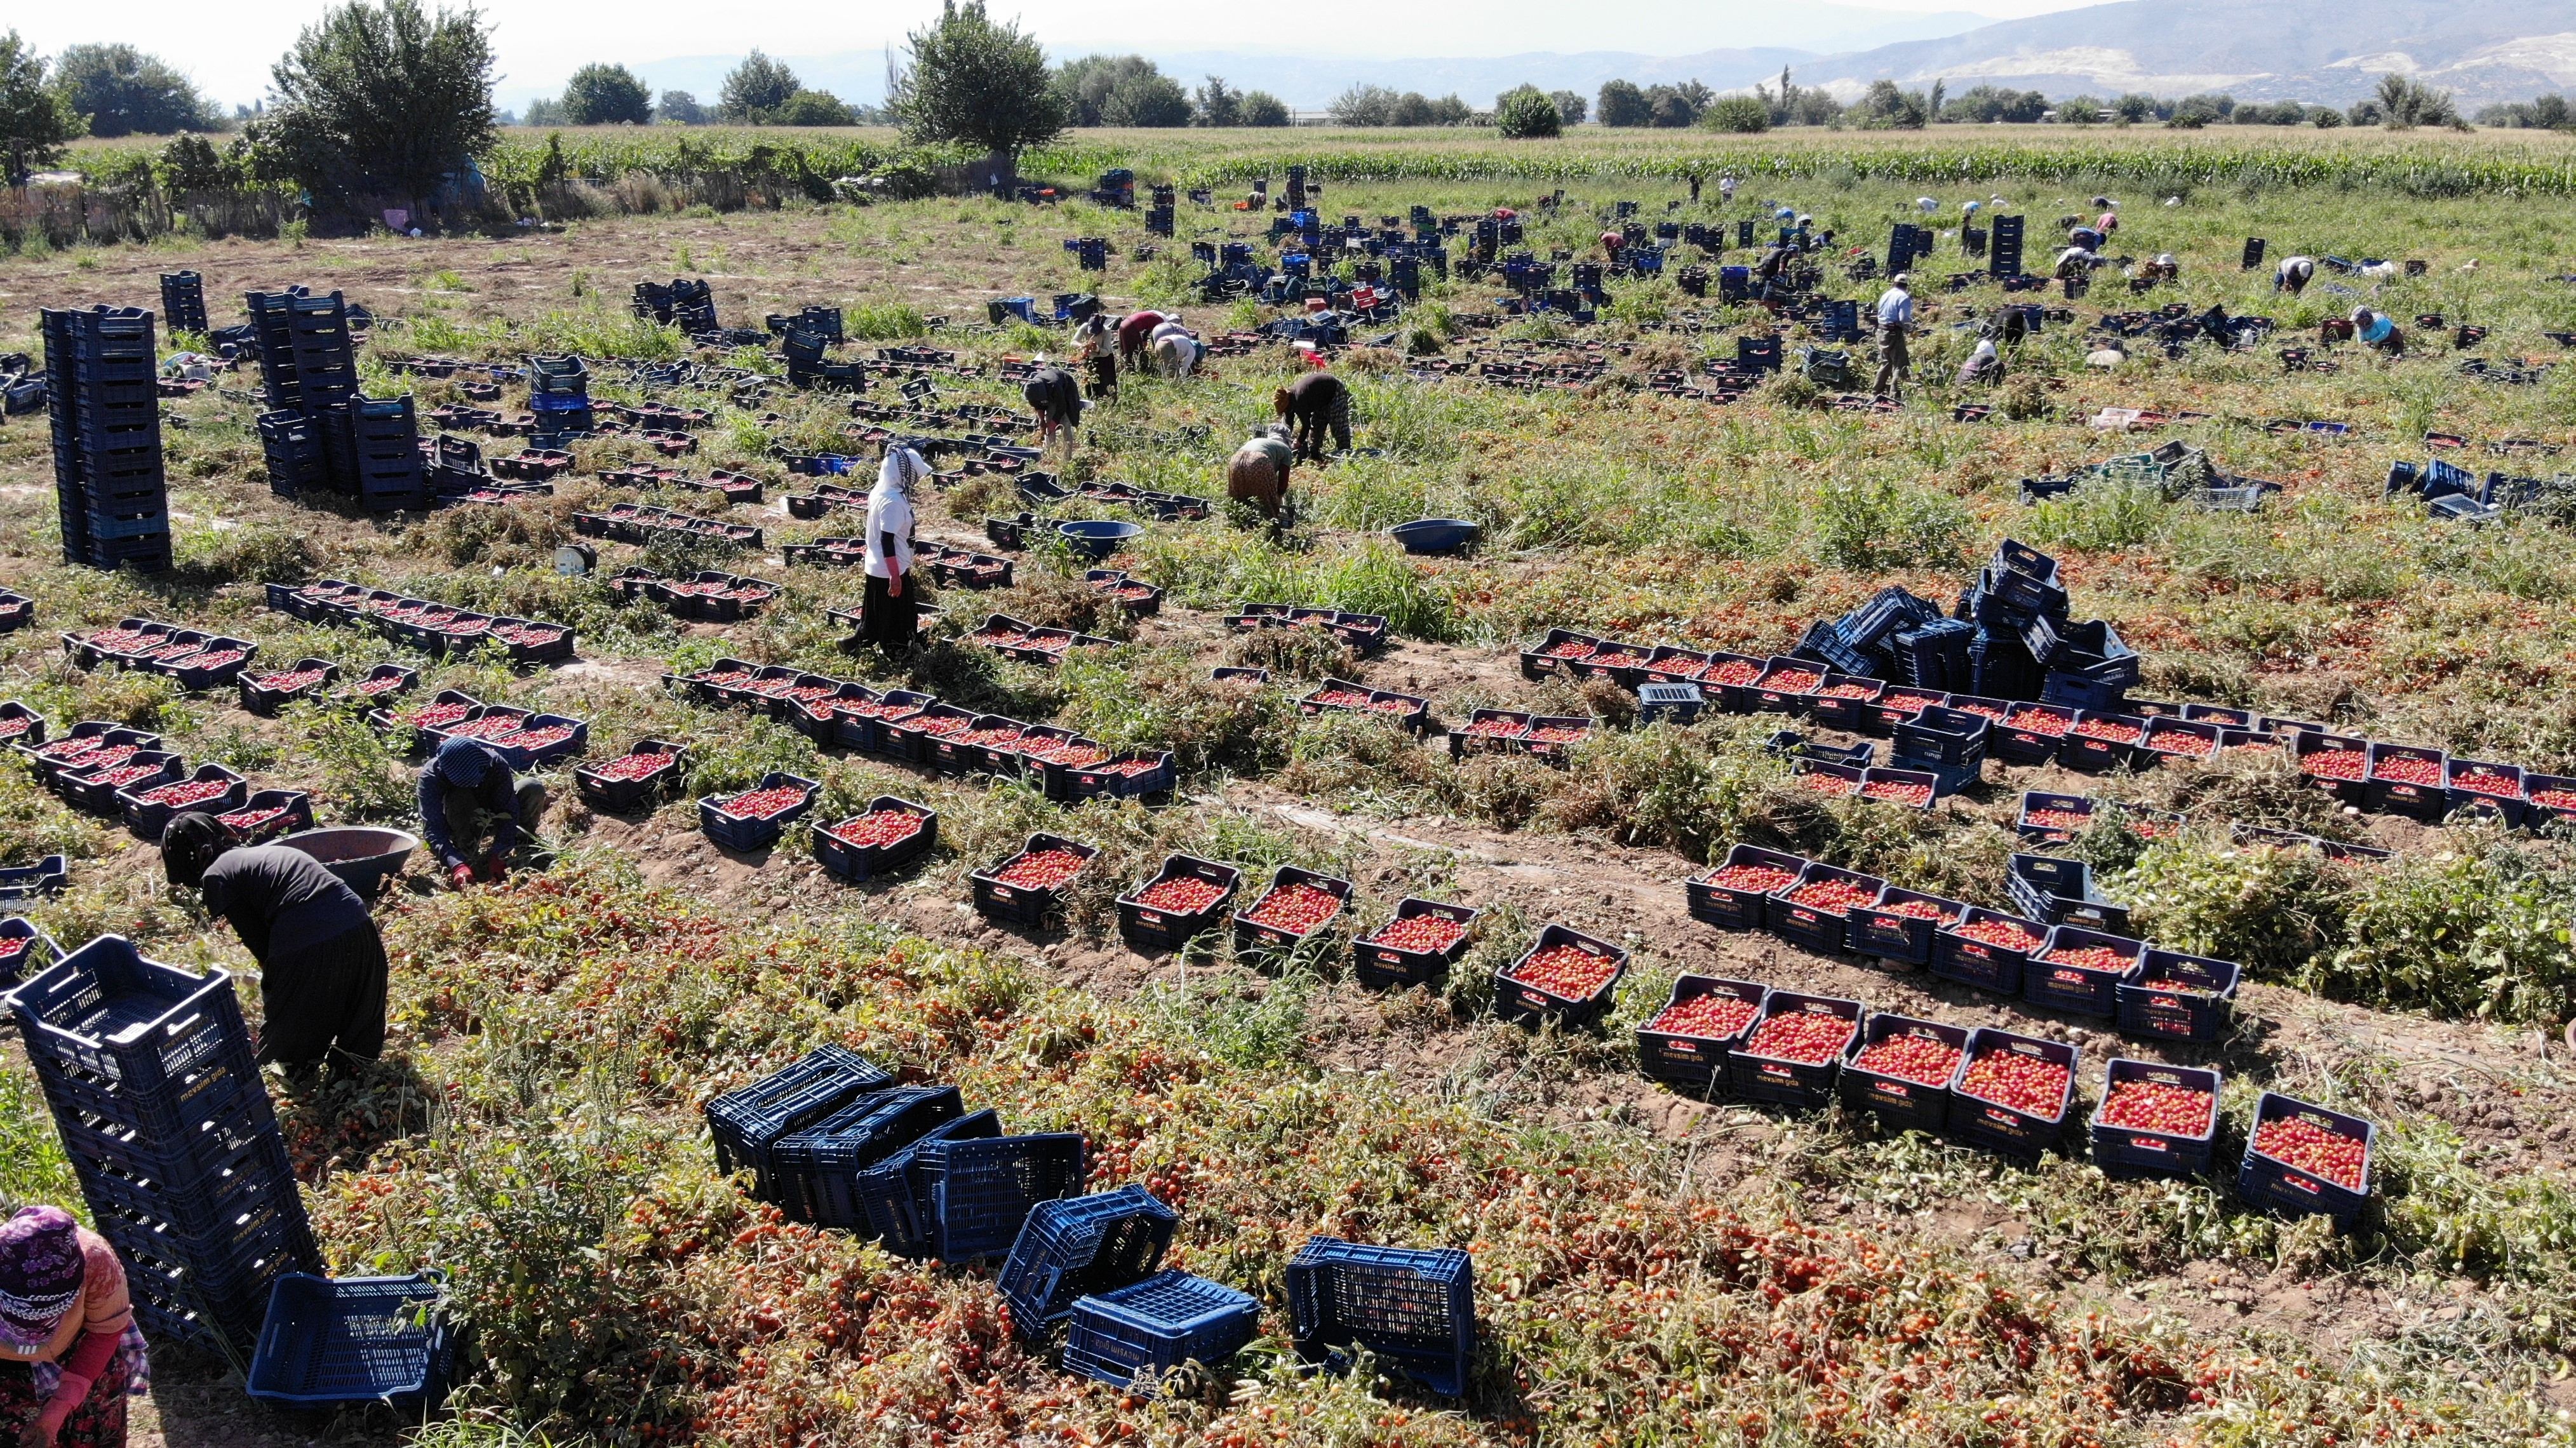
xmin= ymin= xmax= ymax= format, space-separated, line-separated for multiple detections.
xmin=1872 ymin=272 xmax=1914 ymax=401
xmin=861 ymin=445 xmax=924 ymax=653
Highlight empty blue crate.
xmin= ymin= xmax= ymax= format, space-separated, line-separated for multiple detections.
xmin=927 ymin=1130 xmax=1087 ymax=1261
xmin=851 ymin=1110 xmax=1000 ymax=1256
xmin=702 ymin=1045 xmax=895 ymax=1203
xmin=8 ymin=935 xmax=260 ymax=1104
xmin=1000 ymin=1187 xmax=1179 ymax=1337
xmin=1287 ymin=1237 xmax=1475 ymax=1397
xmin=777 ymin=1085 xmax=964 ymax=1228
xmin=246 ymin=1271 xmax=454 ymax=1411
xmin=1063 ymin=1271 xmax=1259 ymax=1393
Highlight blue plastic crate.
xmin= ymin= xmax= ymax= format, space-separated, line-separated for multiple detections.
xmin=1493 ymin=923 xmax=1627 ymax=1029
xmin=2008 ymin=853 xmax=2132 ymax=935
xmin=2238 ymin=1092 xmax=2375 ymax=1230
xmin=702 ymin=1045 xmax=895 ymax=1202
xmin=850 ymin=1110 xmax=1000 ymax=1257
xmin=927 ymin=1131 xmax=1087 ymax=1261
xmin=779 ymin=1085 xmax=965 ymax=1228
xmin=999 ymin=1188 xmax=1179 ymax=1337
xmin=2090 ymin=1061 xmax=2219 ymax=1179
xmin=2116 ymin=949 xmax=2241 ymax=1043
xmin=2023 ymin=925 xmax=2143 ymax=1018
xmin=247 ymin=1272 xmax=453 ymax=1411
xmin=1839 ymin=1013 xmax=1966 ymax=1134
xmin=8 ymin=935 xmax=258 ymax=1101
xmin=1636 ymin=682 xmax=1703 ymax=725
xmin=1931 ymin=908 xmax=2045 ymax=995
xmin=1064 ymin=1271 xmax=1261 ymax=1392
xmin=1950 ymin=1028 xmax=2076 ymax=1159
xmin=697 ymin=772 xmax=820 ymax=853
xmin=1687 ymin=845 xmax=1809 ymax=930
xmin=1287 ymin=1237 xmax=1475 ymax=1397
xmin=1729 ymin=990 xmax=1861 ymax=1111
xmin=1633 ymin=975 xmax=1764 ymax=1090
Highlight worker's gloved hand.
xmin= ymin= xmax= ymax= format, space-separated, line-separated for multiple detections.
xmin=481 ymin=852 xmax=509 ymax=883
xmin=450 ymin=862 xmax=477 ymax=890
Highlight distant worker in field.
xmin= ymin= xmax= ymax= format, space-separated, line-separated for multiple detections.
xmin=418 ymin=737 xmax=546 ymax=891
xmin=2067 ymin=222 xmax=2105 ymax=253
xmin=1073 ymin=312 xmax=1116 ymax=401
xmin=2140 ymin=252 xmax=2180 ymax=283
xmin=1023 ymin=357 xmax=1083 ymax=455
xmin=2092 ymin=197 xmax=2118 ymax=235
xmin=1150 ymin=316 xmax=1203 ymax=379
xmin=1872 ymin=272 xmax=1914 ymax=401
xmin=2275 ymin=255 xmax=2316 ymax=294
xmin=1600 ymin=228 xmax=1625 ymax=264
xmin=1718 ymin=174 xmax=1738 ymax=204
xmin=861 ymin=444 xmax=925 ymax=654
xmin=1753 ymin=241 xmax=1794 ymax=313
xmin=1275 ymin=370 xmax=1353 ymax=462
xmin=2353 ymin=307 xmax=2406 ymax=358
xmin=1115 ymin=309 xmax=1167 ymax=366
xmin=1957 ymin=330 xmax=2002 ymax=387
xmin=1226 ymin=424 xmax=1296 ymax=521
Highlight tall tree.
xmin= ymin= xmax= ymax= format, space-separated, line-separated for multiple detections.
xmin=721 ymin=51 xmax=800 ymax=122
xmin=1329 ymin=83 xmax=1397 ymax=126
xmin=1596 ymin=79 xmax=1649 ymax=128
xmin=561 ymin=62 xmax=651 ymax=125
xmin=1548 ymin=90 xmax=1585 ymax=125
xmin=1239 ymin=90 xmax=1289 ymax=127
xmin=1495 ymin=86 xmax=1560 ymax=138
xmin=1194 ymin=75 xmax=1240 ymax=128
xmin=656 ymin=89 xmax=704 ymax=124
xmin=0 ymin=31 xmax=83 ymax=182
xmin=50 ymin=44 xmax=213 ymax=137
xmin=888 ymin=1 xmax=1063 ymax=156
xmin=262 ymin=0 xmax=497 ymax=211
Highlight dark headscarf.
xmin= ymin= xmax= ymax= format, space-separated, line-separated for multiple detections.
xmin=0 ymin=1206 xmax=83 ymax=1349
xmin=162 ymin=810 xmax=232 ymax=890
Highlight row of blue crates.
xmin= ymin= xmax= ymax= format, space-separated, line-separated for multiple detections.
xmin=43 ymin=307 xmax=171 ymax=572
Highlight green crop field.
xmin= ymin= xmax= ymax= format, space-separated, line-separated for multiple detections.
xmin=6 ymin=131 xmax=2576 ymax=1448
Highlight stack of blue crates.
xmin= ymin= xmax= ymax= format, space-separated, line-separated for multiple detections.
xmin=43 ymin=307 xmax=171 ymax=572
xmin=324 ymin=395 xmax=428 ymax=511
xmin=1955 ymin=540 xmax=2131 ymax=706
xmin=526 ymin=354 xmax=593 ymax=439
xmin=669 ymin=279 xmax=719 ymax=334
xmin=5 ymin=935 xmax=320 ymax=1363
xmin=158 ymin=272 xmax=209 ymax=335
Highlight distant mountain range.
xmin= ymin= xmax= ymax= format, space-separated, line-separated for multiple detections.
xmin=1802 ymin=0 xmax=2576 ymax=105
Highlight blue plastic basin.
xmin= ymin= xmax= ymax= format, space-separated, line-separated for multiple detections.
xmin=1057 ymin=520 xmax=1142 ymax=563
xmin=1390 ymin=518 xmax=1481 ymax=556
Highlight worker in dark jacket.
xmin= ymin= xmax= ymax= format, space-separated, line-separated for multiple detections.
xmin=1274 ymin=370 xmax=1352 ymax=462
xmin=1022 ymin=359 xmax=1083 ymax=457
xmin=419 ymin=737 xmax=546 ymax=890
xmin=161 ymin=814 xmax=386 ymax=1069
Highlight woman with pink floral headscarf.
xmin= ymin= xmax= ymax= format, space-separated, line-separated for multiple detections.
xmin=0 ymin=1207 xmax=147 ymax=1448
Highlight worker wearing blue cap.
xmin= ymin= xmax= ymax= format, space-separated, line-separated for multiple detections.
xmin=419 ymin=737 xmax=546 ymax=888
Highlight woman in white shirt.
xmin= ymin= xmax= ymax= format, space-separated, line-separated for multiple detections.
xmin=861 ymin=446 xmax=924 ymax=652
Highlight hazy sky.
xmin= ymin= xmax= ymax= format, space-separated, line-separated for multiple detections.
xmin=22 ymin=0 xmax=2121 ymax=109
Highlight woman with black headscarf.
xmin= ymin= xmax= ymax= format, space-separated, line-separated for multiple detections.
xmin=161 ymin=814 xmax=387 ymax=1071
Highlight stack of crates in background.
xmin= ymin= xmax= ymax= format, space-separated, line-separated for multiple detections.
xmin=1990 ymin=215 xmax=2026 ymax=278
xmin=1145 ymin=184 xmax=1176 ymax=238
xmin=159 ymin=272 xmax=209 ymax=335
xmin=245 ymin=288 xmax=427 ymax=511
xmin=43 ymin=307 xmax=171 ymax=572
xmin=1064 ymin=238 xmax=1109 ymax=272
xmin=6 ymin=935 xmax=321 ymax=1364
xmin=244 ymin=289 xmax=308 ymax=412
xmin=323 ymin=396 xmax=428 ymax=511
xmin=526 ymin=354 xmax=593 ymax=439
xmin=669 ymin=279 xmax=720 ymax=335
xmin=282 ymin=292 xmax=361 ymax=417
xmin=1957 ymin=540 xmax=2137 ymax=707
xmin=1887 ymin=223 xmax=1933 ymax=276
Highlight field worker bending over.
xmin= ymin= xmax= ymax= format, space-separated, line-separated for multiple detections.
xmin=1957 ymin=330 xmax=2002 ymax=386
xmin=1275 ymin=370 xmax=1353 ymax=462
xmin=2354 ymin=307 xmax=2406 ymax=358
xmin=0 ymin=1205 xmax=151 ymax=1448
xmin=1074 ymin=312 xmax=1116 ymax=400
xmin=161 ymin=813 xmax=388 ymax=1070
xmin=1150 ymin=316 xmax=1203 ymax=379
xmin=1115 ymin=309 xmax=1166 ymax=366
xmin=1023 ymin=358 xmax=1083 ymax=455
xmin=1872 ymin=273 xmax=1914 ymax=401
xmin=1226 ymin=424 xmax=1296 ymax=520
xmin=2275 ymin=255 xmax=2316 ymax=294
xmin=419 ymin=736 xmax=546 ymax=890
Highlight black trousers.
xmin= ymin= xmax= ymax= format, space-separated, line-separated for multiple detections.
xmin=257 ymin=923 xmax=390 ymax=1068
xmin=863 ymin=572 xmax=917 ymax=652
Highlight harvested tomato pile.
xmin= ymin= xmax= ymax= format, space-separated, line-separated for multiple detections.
xmin=1954 ymin=916 xmax=2043 ymax=952
xmin=254 ymin=669 xmax=328 ymax=692
xmin=0 ymin=717 xmax=29 ymax=741
xmin=2532 ymin=786 xmax=2576 ymax=810
xmin=1788 ymin=878 xmax=1877 ymax=911
xmin=1367 ymin=698 xmax=1414 ymax=714
xmin=723 ymin=586 xmax=773 ymax=602
xmin=1851 ymin=1033 xmax=1961 ymax=1085
xmin=2371 ymin=753 xmax=2443 ymax=786
xmin=1799 ymin=770 xmax=1858 ymax=796
xmin=407 ymin=702 xmax=472 ymax=729
xmin=2098 ymin=1079 xmax=2215 ymax=1135
xmin=1882 ymin=690 xmax=1942 ymax=713
xmin=1950 ymin=699 xmax=2008 ymax=721
xmin=1243 ymin=882 xmax=1343 ymax=933
xmin=1704 ymin=863 xmax=1796 ymax=893
xmin=84 ymin=627 xmax=153 ymax=651
xmin=2253 ymin=1115 xmax=2368 ymax=1188
xmin=1649 ymin=657 xmax=1708 ymax=679
xmin=1820 ymin=681 xmax=1876 ymax=699
xmin=2004 ymin=706 xmax=2072 ymax=736
xmin=1529 ymin=724 xmax=1588 ymax=744
xmin=2300 ymin=748 xmax=2366 ymax=781
xmin=2070 ymin=717 xmax=2142 ymax=743
xmin=1365 ymin=913 xmax=1468 ymax=953
xmin=1111 ymin=583 xmax=1153 ymax=600
xmin=1545 ymin=639 xmax=1594 ymax=659
xmin=492 ymin=624 xmax=564 ymax=646
xmin=1466 ymin=716 xmax=1527 ymax=738
xmin=2222 ymin=741 xmax=2278 ymax=757
xmin=1027 ymin=635 xmax=1074 ymax=654
xmin=1313 ymin=688 xmax=1372 ymax=708
xmin=1023 ymin=740 xmax=1106 ymax=767
xmin=90 ymin=763 xmax=163 ymax=788
xmin=490 ymin=725 xmax=573 ymax=751
xmin=217 ymin=806 xmax=286 ymax=832
xmin=1136 ymin=876 xmax=1227 ymax=913
xmin=972 ymin=629 xmax=1031 ymax=647
xmin=825 ymin=810 xmax=923 ymax=848
xmin=2453 ymin=767 xmax=2521 ymax=798
xmin=1101 ymin=758 xmax=1163 ymax=777
xmin=1958 ymin=1048 xmax=2069 ymax=1116
xmin=2134 ymin=975 xmax=2212 ymax=995
xmin=66 ymin=745 xmax=138 ymax=772
xmin=913 ymin=715 xmax=970 ymax=737
xmin=1861 ymin=778 xmax=1932 ymax=807
xmin=1645 ymin=993 xmax=1758 ymax=1040
xmin=1745 ymin=1010 xmax=1855 ymax=1064
xmin=144 ymin=641 xmax=201 ymax=661
xmin=695 ymin=669 xmax=756 ymax=688
xmin=721 ymin=786 xmax=810 ymax=820
xmin=1708 ymin=659 xmax=1762 ymax=685
xmin=956 ymin=727 xmax=1025 ymax=749
xmin=1764 ymin=667 xmax=1822 ymax=692
xmin=440 ymin=619 xmax=489 ymax=636
xmin=783 ymin=684 xmax=838 ymax=704
xmin=34 ymin=737 xmax=98 ymax=760
xmin=1590 ymin=649 xmax=1646 ymax=668
xmin=2025 ymin=807 xmax=2091 ymax=833
xmin=0 ymin=936 xmax=29 ymax=963
xmin=594 ymin=751 xmax=676 ymax=782
xmin=139 ymin=779 xmax=229 ymax=807
xmin=443 ymin=716 xmax=523 ymax=740
xmin=1874 ymin=896 xmax=1955 ymax=922
xmin=993 ymin=848 xmax=1087 ymax=889
xmin=2147 ymin=731 xmax=2215 ymax=756
xmin=1510 ymin=944 xmax=1620 ymax=999
xmin=187 ymin=649 xmax=246 ymax=670
xmin=2041 ymin=944 xmax=2133 ymax=974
